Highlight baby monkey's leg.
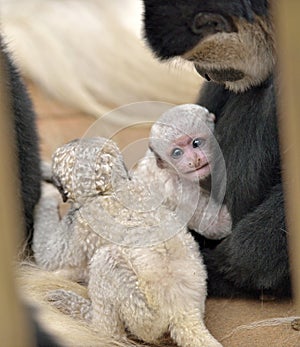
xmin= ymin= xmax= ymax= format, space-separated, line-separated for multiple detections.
xmin=33 ymin=183 xmax=88 ymax=281
xmin=33 ymin=183 xmax=62 ymax=267
xmin=89 ymin=246 xmax=164 ymax=342
xmin=169 ymin=310 xmax=222 ymax=347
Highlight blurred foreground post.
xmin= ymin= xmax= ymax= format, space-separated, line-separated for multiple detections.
xmin=274 ymin=1 xmax=300 ymax=313
xmin=0 ymin=43 xmax=34 ymax=345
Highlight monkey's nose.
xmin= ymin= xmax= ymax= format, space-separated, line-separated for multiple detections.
xmin=188 ymin=158 xmax=201 ymax=167
xmin=191 ymin=13 xmax=235 ymax=37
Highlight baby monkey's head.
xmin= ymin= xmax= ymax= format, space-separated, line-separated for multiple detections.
xmin=52 ymin=137 xmax=128 ymax=202
xmin=149 ymin=104 xmax=215 ymax=182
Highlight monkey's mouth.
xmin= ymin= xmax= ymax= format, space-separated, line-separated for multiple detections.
xmin=186 ymin=162 xmax=210 ymax=176
xmin=194 ymin=64 xmax=245 ymax=83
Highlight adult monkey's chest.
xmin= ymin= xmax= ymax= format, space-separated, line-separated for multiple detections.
xmin=213 ymin=83 xmax=280 ymax=225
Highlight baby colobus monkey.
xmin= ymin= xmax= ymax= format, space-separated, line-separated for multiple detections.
xmin=33 ymin=137 xmax=222 ymax=347
xmin=134 ymin=104 xmax=231 ymax=240
xmin=150 ymin=104 xmax=214 ymax=181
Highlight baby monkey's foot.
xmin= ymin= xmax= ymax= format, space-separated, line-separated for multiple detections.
xmin=47 ymin=289 xmax=92 ymax=320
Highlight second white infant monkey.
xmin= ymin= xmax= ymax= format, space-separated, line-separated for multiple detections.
xmin=133 ymin=104 xmax=231 ymax=239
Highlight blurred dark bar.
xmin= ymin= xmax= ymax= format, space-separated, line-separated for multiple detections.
xmin=274 ymin=1 xmax=300 ymax=314
xmin=0 ymin=41 xmax=34 ymax=346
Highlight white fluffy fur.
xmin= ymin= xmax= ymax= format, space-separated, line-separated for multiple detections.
xmin=0 ymin=0 xmax=201 ymax=121
xmin=33 ymin=137 xmax=221 ymax=347
xmin=18 ymin=264 xmax=142 ymax=347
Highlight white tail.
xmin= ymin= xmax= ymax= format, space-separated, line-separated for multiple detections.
xmin=0 ymin=0 xmax=202 ymax=121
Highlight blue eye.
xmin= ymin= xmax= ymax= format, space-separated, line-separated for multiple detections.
xmin=171 ymin=148 xmax=183 ymax=159
xmin=192 ymin=138 xmax=204 ymax=148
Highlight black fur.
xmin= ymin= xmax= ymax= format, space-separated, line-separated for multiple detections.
xmin=33 ymin=317 xmax=62 ymax=347
xmin=143 ymin=0 xmax=291 ymax=297
xmin=199 ymin=79 xmax=289 ymax=297
xmin=143 ymin=0 xmax=267 ymax=59
xmin=1 ymin=39 xmax=41 ymax=244
xmin=2 ymin=38 xmax=58 ymax=346
xmin=26 ymin=306 xmax=62 ymax=347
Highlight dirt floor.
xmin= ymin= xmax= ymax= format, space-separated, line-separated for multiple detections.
xmin=27 ymin=79 xmax=300 ymax=347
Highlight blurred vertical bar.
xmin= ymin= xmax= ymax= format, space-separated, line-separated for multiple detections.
xmin=0 ymin=41 xmax=34 ymax=345
xmin=274 ymin=1 xmax=300 ymax=313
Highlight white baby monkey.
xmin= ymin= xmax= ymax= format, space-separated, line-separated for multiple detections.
xmin=133 ymin=104 xmax=231 ymax=240
xmin=33 ymin=137 xmax=222 ymax=347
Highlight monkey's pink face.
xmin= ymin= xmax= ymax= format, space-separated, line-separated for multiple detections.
xmin=168 ymin=134 xmax=211 ymax=181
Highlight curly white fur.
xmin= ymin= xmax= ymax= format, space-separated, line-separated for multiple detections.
xmin=33 ymin=136 xmax=222 ymax=347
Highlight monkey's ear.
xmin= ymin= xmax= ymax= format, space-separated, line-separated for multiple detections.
xmin=207 ymin=113 xmax=216 ymax=123
xmin=149 ymin=145 xmax=168 ymax=169
xmin=156 ymin=155 xmax=168 ymax=169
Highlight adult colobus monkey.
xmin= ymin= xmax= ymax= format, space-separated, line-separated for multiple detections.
xmin=143 ymin=0 xmax=289 ymax=298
